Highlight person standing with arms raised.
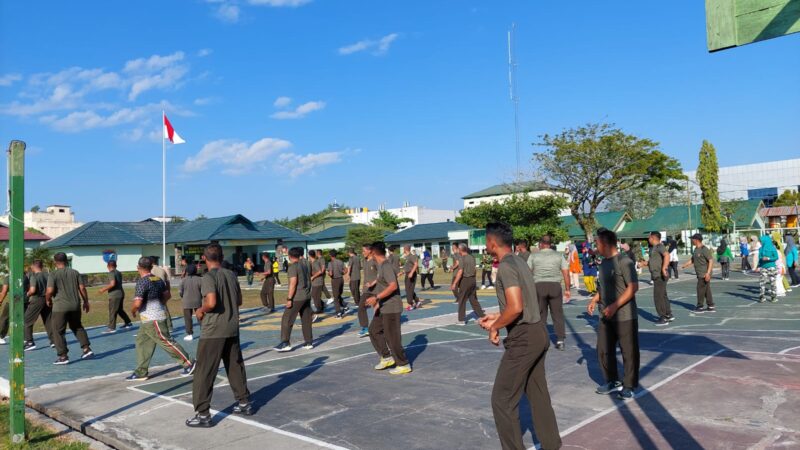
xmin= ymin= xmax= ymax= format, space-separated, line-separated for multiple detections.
xmin=479 ymin=223 xmax=560 ymax=450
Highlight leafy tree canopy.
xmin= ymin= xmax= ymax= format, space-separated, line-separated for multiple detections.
xmin=345 ymin=225 xmax=386 ymax=250
xmin=774 ymin=189 xmax=800 ymax=207
xmin=457 ymin=194 xmax=569 ymax=244
xmin=698 ymin=140 xmax=724 ymax=232
xmin=275 ymin=203 xmax=351 ymax=233
xmin=370 ymin=210 xmax=413 ymax=231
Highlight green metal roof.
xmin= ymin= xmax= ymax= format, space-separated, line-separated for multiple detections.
xmin=166 ymin=215 xmax=282 ymax=243
xmin=254 ymin=220 xmax=312 ymax=242
xmin=617 ymin=199 xmax=764 ymax=239
xmin=385 ymin=221 xmax=471 ymax=243
xmin=306 ymin=224 xmax=360 ymax=242
xmin=560 ymin=211 xmax=630 ymax=239
xmin=462 ymin=181 xmax=556 ymax=200
xmin=43 ymin=221 xmax=181 ymax=248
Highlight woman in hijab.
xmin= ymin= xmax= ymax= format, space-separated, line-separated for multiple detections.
xmin=785 ymin=235 xmax=799 ymax=287
xmin=771 ymin=231 xmax=790 ymax=295
xmin=739 ymin=236 xmax=752 ymax=272
xmin=750 ymin=236 xmax=761 ymax=275
xmin=667 ymin=239 xmax=680 ymax=279
xmin=716 ymin=238 xmax=733 ymax=280
xmin=757 ymin=235 xmax=780 ymax=303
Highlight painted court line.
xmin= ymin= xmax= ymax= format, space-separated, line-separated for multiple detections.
xmin=126 ymin=386 xmax=350 ymax=450
xmin=778 ymin=345 xmax=800 ymax=355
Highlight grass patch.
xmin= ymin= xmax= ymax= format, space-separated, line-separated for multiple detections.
xmin=0 ymin=401 xmax=88 ymax=449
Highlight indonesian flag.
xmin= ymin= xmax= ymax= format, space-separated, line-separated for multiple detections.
xmin=163 ymin=114 xmax=186 ymax=144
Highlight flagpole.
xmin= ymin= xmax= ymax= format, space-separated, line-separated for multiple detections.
xmin=162 ymin=110 xmax=167 ymax=270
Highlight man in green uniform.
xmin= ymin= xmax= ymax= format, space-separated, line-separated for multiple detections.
xmin=186 ymin=243 xmax=252 ymax=428
xmin=327 ymin=250 xmax=349 ymax=318
xmin=358 ymin=244 xmax=378 ymax=338
xmin=274 ymin=247 xmax=314 ymax=352
xmin=46 ymin=252 xmax=93 ymax=365
xmin=450 ymin=242 xmax=462 ymax=303
xmin=647 ymin=232 xmax=673 ymax=325
xmin=529 ymin=235 xmax=571 ymax=351
xmin=402 ymin=245 xmax=420 ymax=310
xmin=588 ymin=228 xmax=640 ymax=400
xmin=347 ymin=248 xmax=366 ymax=335
xmin=452 ymin=243 xmax=485 ymax=325
xmin=365 ymin=241 xmax=411 ymax=375
xmin=479 ymin=223 xmax=561 ymax=450
xmin=24 ymin=260 xmax=53 ymax=351
xmin=682 ymin=233 xmax=715 ymax=313
xmin=99 ymin=260 xmax=133 ymax=333
xmin=309 ymin=250 xmax=327 ymax=319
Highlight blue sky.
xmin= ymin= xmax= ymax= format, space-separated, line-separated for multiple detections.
xmin=1 ymin=1 xmax=798 ymax=223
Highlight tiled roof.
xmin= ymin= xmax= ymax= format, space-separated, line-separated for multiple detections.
xmin=0 ymin=224 xmax=50 ymax=241
xmin=43 ymin=221 xmax=165 ymax=248
xmin=761 ymin=206 xmax=800 ymax=217
xmin=385 ymin=222 xmax=471 ymax=243
xmin=462 ymin=181 xmax=557 ymax=200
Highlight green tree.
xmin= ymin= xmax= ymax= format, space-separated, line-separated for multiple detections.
xmin=697 ymin=140 xmax=724 ymax=232
xmin=25 ymin=246 xmax=54 ymax=271
xmin=30 ymin=205 xmax=40 ymax=213
xmin=605 ymin=184 xmax=685 ymax=220
xmin=194 ymin=214 xmax=208 ymax=221
xmin=535 ymin=123 xmax=685 ymax=240
xmin=275 ymin=203 xmax=351 ymax=233
xmin=170 ymin=216 xmax=187 ymax=223
xmin=457 ymin=194 xmax=569 ymax=244
xmin=370 ymin=210 xmax=413 ymax=231
xmin=345 ymin=225 xmax=386 ymax=250
xmin=774 ymin=189 xmax=800 ymax=207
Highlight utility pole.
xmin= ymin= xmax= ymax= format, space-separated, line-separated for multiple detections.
xmin=7 ymin=140 xmax=25 ymax=443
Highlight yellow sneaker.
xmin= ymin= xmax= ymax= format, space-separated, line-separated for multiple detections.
xmin=374 ymin=357 xmax=396 ymax=370
xmin=389 ymin=364 xmax=412 ymax=375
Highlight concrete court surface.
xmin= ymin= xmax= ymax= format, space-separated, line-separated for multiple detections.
xmin=3 ymin=270 xmax=799 ymax=450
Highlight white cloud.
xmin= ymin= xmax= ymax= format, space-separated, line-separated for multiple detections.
xmin=270 ymin=100 xmax=325 ymax=119
xmin=215 ymin=3 xmax=241 ymax=23
xmin=38 ymin=101 xmax=188 ymax=133
xmin=0 ymin=74 xmax=22 ymax=87
xmin=273 ymin=96 xmax=292 ymax=108
xmin=184 ymin=138 xmax=293 ymax=175
xmin=197 ymin=48 xmax=213 ymax=57
xmin=124 ymin=51 xmax=188 ymax=100
xmin=277 ymin=151 xmax=342 ymax=177
xmin=338 ymin=33 xmax=399 ymax=56
xmin=247 ymin=0 xmax=311 ymax=5
xmin=193 ymin=97 xmax=217 ymax=106
xmin=120 ymin=126 xmax=162 ymax=143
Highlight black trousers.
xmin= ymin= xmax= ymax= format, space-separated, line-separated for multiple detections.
xmin=482 ymin=270 xmax=494 ymax=287
xmin=668 ymin=261 xmax=680 ymax=279
xmin=24 ymin=296 xmax=53 ymax=343
xmin=419 ymin=273 xmax=435 ymax=289
xmin=368 ymin=310 xmax=408 ymax=366
xmin=696 ymin=277 xmax=714 ymax=307
xmin=451 ymin=273 xmax=460 ymax=299
xmin=491 ymin=322 xmax=561 ymax=450
xmin=741 ymin=256 xmax=752 ymax=272
xmin=280 ymin=299 xmax=313 ymax=344
xmin=404 ymin=273 xmax=418 ymax=306
xmin=536 ymin=282 xmax=565 ymax=342
xmin=331 ymin=277 xmax=345 ymax=311
xmin=183 ymin=308 xmax=199 ymax=336
xmin=274 ymin=271 xmax=281 ymax=285
xmin=788 ymin=265 xmax=800 ymax=286
xmin=652 ymin=274 xmax=672 ymax=318
xmin=720 ymin=262 xmax=730 ymax=279
xmin=260 ymin=277 xmax=275 ymax=309
xmin=51 ymin=310 xmax=91 ymax=357
xmin=312 ymin=285 xmax=325 ymax=313
xmin=107 ymin=294 xmax=131 ymax=330
xmin=597 ymin=319 xmax=640 ymax=389
xmin=192 ymin=336 xmax=250 ymax=414
xmin=457 ymin=277 xmax=485 ymax=322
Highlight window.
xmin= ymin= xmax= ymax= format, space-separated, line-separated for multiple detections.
xmin=748 ymin=187 xmax=779 ymax=206
xmin=58 ymin=208 xmax=65 ymax=213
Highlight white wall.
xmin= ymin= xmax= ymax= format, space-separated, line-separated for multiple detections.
xmin=463 ymin=190 xmax=572 ymax=216
xmin=685 ymin=158 xmax=800 ymax=201
xmin=349 ymin=206 xmax=457 ymax=230
xmin=308 ymin=240 xmax=346 ymax=251
xmin=62 ymin=245 xmax=144 ymax=274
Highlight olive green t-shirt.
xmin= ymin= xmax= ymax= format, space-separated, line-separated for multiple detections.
xmin=288 ymin=261 xmax=311 ymax=302
xmin=404 ymin=253 xmax=418 ymax=276
xmin=47 ymin=267 xmax=84 ymax=312
xmin=648 ymin=243 xmax=667 ymax=276
xmin=348 ymin=255 xmax=361 ymax=281
xmin=598 ymin=253 xmax=638 ymax=322
xmin=375 ymin=259 xmax=402 ymax=314
xmin=461 ymin=254 xmax=477 ymax=278
xmin=363 ymin=258 xmax=378 ymax=294
xmin=328 ymin=258 xmax=345 ymax=279
xmin=29 ymin=272 xmax=48 ymax=301
xmin=495 ymin=253 xmax=541 ymax=327
xmin=108 ymin=269 xmax=125 ymax=299
xmin=311 ymin=259 xmax=326 ymax=287
xmin=529 ymin=248 xmax=568 ymax=284
xmin=451 ymin=254 xmax=463 ymax=280
xmin=387 ymin=253 xmax=401 ymax=274
xmin=199 ymin=268 xmax=241 ymax=338
xmin=691 ymin=245 xmax=714 ymax=278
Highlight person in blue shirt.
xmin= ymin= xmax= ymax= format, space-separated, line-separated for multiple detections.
xmin=785 ymin=235 xmax=799 ymax=287
xmin=757 ymin=235 xmax=780 ymax=303
xmin=739 ymin=237 xmax=751 ymax=272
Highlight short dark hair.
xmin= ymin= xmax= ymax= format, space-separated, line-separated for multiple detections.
xmin=362 ymin=243 xmax=373 ymax=250
xmin=596 ymin=227 xmax=618 ymax=247
xmin=329 ymin=250 xmax=338 ymax=258
xmin=138 ymin=256 xmax=153 ymax=271
xmin=371 ymin=241 xmax=386 ymax=255
xmin=288 ymin=247 xmax=304 ymax=258
xmin=486 ymin=222 xmax=514 ymax=248
xmin=108 ymin=260 xmax=117 ymax=268
xmin=31 ymin=259 xmax=43 ymax=269
xmin=54 ymin=252 xmax=68 ymax=264
xmin=204 ymin=243 xmax=224 ymax=263
xmin=186 ymin=263 xmax=198 ymax=277
xmin=308 ymin=250 xmax=316 ymax=258
xmin=515 ymin=239 xmax=528 ymax=248
xmin=349 ymin=248 xmax=357 ymax=254
xmin=539 ymin=235 xmax=552 ymax=246
xmin=650 ymin=231 xmax=662 ymax=240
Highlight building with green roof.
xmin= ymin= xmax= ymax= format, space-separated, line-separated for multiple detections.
xmin=560 ymin=211 xmax=632 ymax=241
xmin=462 ymin=181 xmax=570 ymax=215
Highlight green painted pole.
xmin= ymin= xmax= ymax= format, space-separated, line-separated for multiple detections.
xmin=7 ymin=140 xmax=25 ymax=443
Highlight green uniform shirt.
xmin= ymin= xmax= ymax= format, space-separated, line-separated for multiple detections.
xmin=461 ymin=254 xmax=477 ymax=278
xmin=47 ymin=267 xmax=84 ymax=312
xmin=495 ymin=253 xmax=541 ymax=327
xmin=375 ymin=259 xmax=402 ymax=314
xmin=311 ymin=259 xmax=326 ymax=287
xmin=387 ymin=253 xmax=401 ymax=274
xmin=328 ymin=258 xmax=345 ymax=279
xmin=288 ymin=261 xmax=311 ymax=302
xmin=348 ymin=255 xmax=361 ymax=281
xmin=691 ymin=246 xmax=714 ymax=278
xmin=108 ymin=269 xmax=125 ymax=299
xmin=29 ymin=272 xmax=48 ymax=301
xmin=404 ymin=254 xmax=418 ymax=276
xmin=199 ymin=268 xmax=241 ymax=338
xmin=363 ymin=258 xmax=378 ymax=284
xmin=598 ymin=253 xmax=638 ymax=322
xmin=529 ymin=248 xmax=568 ymax=283
xmin=648 ymin=243 xmax=667 ymax=276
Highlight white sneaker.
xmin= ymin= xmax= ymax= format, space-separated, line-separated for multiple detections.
xmin=183 ymin=335 xmax=194 ymax=341
xmin=0 ymin=337 xmax=6 ymax=345
xmin=326 ymin=298 xmax=334 ymax=305
xmin=480 ymin=285 xmax=486 ymax=290
xmin=275 ymin=284 xmax=282 ymax=287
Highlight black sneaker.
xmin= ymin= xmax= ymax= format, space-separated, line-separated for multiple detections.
xmin=232 ymin=402 xmax=254 ymax=416
xmin=655 ymin=317 xmax=669 ymax=327
xmin=125 ymin=373 xmax=149 ymax=381
xmin=596 ymin=381 xmax=623 ymax=395
xmin=185 ymin=413 xmax=213 ymax=428
xmin=181 ymin=361 xmax=196 ymax=377
xmin=81 ymin=349 xmax=94 ymax=359
xmin=53 ymin=357 xmax=69 ymax=365
xmin=706 ymin=305 xmax=716 ymax=312
xmin=555 ymin=341 xmax=565 ymax=351
xmin=667 ymin=314 xmax=675 ymax=322
xmin=274 ymin=342 xmax=292 ymax=352
xmin=693 ymin=306 xmax=705 ymax=314
xmin=23 ymin=342 xmax=36 ymax=352
xmin=617 ymin=387 xmax=634 ymax=400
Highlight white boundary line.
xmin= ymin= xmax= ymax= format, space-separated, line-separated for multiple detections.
xmin=778 ymin=345 xmax=800 ymax=355
xmin=126 ymin=385 xmax=350 ymax=450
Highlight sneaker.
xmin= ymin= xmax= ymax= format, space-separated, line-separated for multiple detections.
xmin=326 ymin=298 xmax=334 ymax=305
xmin=555 ymin=341 xmax=565 ymax=351
xmin=274 ymin=342 xmax=292 ymax=352
xmin=181 ymin=361 xmax=196 ymax=377
xmin=313 ymin=314 xmax=320 ymax=323
xmin=414 ymin=300 xmax=421 ymax=309
xmin=102 ymin=328 xmax=116 ymax=334
xmin=185 ymin=413 xmax=213 ymax=428
xmin=275 ymin=284 xmax=282 ymax=288
xmin=126 ymin=373 xmax=149 ymax=381
xmin=335 ymin=313 xmax=343 ymax=319
xmin=389 ymin=364 xmax=412 ymax=375
xmin=374 ymin=357 xmax=396 ymax=370
xmin=183 ymin=334 xmax=194 ymax=342
xmin=667 ymin=314 xmax=675 ymax=322
xmin=769 ymin=298 xmax=779 ymax=303
xmin=655 ymin=317 xmax=669 ymax=327
xmin=23 ymin=342 xmax=36 ymax=352
xmin=706 ymin=305 xmax=716 ymax=313
xmin=342 ymin=306 xmax=350 ymax=314
xmin=302 ymin=342 xmax=314 ymax=350
xmin=595 ymin=381 xmax=623 ymax=395
xmin=481 ymin=285 xmax=486 ymax=290
xmin=457 ymin=321 xmax=467 ymax=326
xmin=81 ymin=349 xmax=94 ymax=359
xmin=406 ymin=306 xmax=414 ymax=312
xmin=123 ymin=323 xmax=135 ymax=329
xmin=357 ymin=327 xmax=369 ymax=338
xmin=693 ymin=306 xmax=705 ymax=314
xmin=53 ymin=357 xmax=69 ymax=365
xmin=758 ymin=298 xmax=766 ymax=303
xmin=0 ymin=337 xmax=7 ymax=345
xmin=617 ymin=388 xmax=634 ymax=400
xmin=50 ymin=343 xmax=55 ymax=348
xmin=232 ymin=402 xmax=254 ymax=416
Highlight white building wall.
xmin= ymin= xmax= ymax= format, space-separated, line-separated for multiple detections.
xmin=62 ymin=245 xmax=144 ymax=274
xmin=349 ymin=206 xmax=457 ymax=230
xmin=308 ymin=240 xmax=346 ymax=251
xmin=0 ymin=205 xmax=82 ymax=239
xmin=463 ymin=190 xmax=572 ymax=216
xmin=685 ymin=158 xmax=800 ymax=201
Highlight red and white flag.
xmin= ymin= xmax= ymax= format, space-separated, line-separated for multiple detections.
xmin=163 ymin=114 xmax=186 ymax=144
